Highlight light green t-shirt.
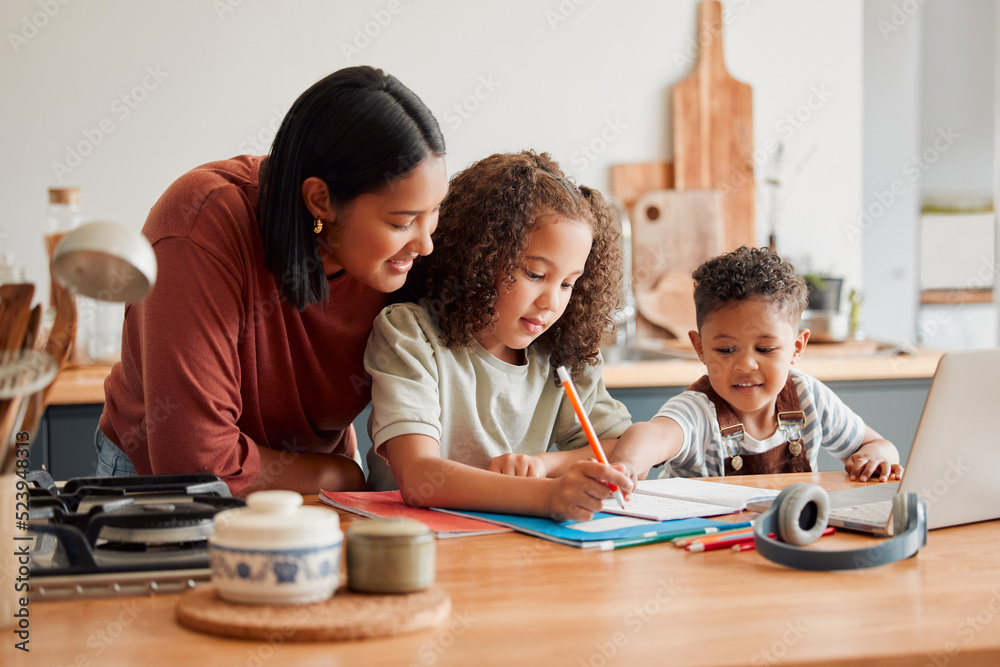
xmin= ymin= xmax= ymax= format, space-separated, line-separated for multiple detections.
xmin=364 ymin=301 xmax=631 ymax=488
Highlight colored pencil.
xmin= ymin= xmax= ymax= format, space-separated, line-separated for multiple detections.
xmin=674 ymin=527 xmax=755 ymax=548
xmin=666 ymin=520 xmax=753 ymax=546
xmin=685 ymin=532 xmax=755 ymax=552
xmin=596 ymin=533 xmax=683 ymax=551
xmin=556 ymin=366 xmax=625 ymax=508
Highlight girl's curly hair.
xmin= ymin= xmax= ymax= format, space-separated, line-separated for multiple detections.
xmin=692 ymin=245 xmax=808 ymax=329
xmin=395 ymin=150 xmax=622 ymax=373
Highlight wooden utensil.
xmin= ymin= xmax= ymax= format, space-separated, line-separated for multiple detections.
xmin=0 ymin=284 xmax=35 ymax=353
xmin=21 ymin=304 xmax=42 ymax=352
xmin=18 ymin=277 xmax=78 ymax=440
xmin=0 ymin=284 xmax=37 ymax=472
xmin=631 ymin=189 xmax=724 ymax=339
xmin=673 ymin=0 xmax=755 ymax=250
xmin=17 ymin=305 xmax=46 ymax=437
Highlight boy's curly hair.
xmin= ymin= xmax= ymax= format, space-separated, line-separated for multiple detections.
xmin=692 ymin=245 xmax=808 ymax=329
xmin=396 ymin=150 xmax=622 ymax=373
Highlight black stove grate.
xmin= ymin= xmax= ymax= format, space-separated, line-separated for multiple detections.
xmin=25 ymin=471 xmax=244 ymax=591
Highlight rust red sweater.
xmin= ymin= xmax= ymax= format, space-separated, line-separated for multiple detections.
xmin=99 ymin=155 xmax=385 ymax=494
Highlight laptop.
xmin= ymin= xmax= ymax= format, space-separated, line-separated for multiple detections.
xmin=754 ymin=349 xmax=1000 ymax=535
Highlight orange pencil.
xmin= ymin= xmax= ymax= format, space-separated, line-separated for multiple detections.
xmin=672 ymin=524 xmax=756 ymax=548
xmin=678 ymin=529 xmax=755 ymax=548
xmin=556 ymin=366 xmax=625 ymax=509
xmin=687 ymin=534 xmax=755 ymax=552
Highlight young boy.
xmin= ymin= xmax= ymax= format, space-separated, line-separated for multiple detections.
xmin=609 ymin=246 xmax=903 ymax=483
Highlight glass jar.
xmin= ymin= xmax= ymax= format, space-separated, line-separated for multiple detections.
xmin=0 ymin=253 xmax=25 ymax=286
xmin=43 ymin=187 xmax=124 ymax=364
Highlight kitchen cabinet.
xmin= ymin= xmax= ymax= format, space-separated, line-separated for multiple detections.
xmin=33 ymin=403 xmax=104 ymax=479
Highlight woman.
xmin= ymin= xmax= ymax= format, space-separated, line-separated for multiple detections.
xmin=96 ymin=66 xmax=448 ymax=496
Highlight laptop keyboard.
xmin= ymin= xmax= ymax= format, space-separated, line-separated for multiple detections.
xmin=828 ymin=500 xmax=893 ymax=526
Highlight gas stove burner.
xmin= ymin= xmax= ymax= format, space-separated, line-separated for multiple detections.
xmin=25 ymin=471 xmax=246 ymax=600
xmin=95 ymin=502 xmax=219 ymax=545
xmin=26 ymin=470 xmax=235 ymax=513
xmin=94 ymin=542 xmax=210 ymax=567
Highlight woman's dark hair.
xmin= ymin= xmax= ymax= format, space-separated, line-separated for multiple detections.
xmin=397 ymin=151 xmax=623 ymax=373
xmin=258 ymin=66 xmax=445 ymax=310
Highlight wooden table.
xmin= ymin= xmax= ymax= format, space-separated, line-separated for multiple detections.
xmin=12 ymin=472 xmax=1000 ymax=666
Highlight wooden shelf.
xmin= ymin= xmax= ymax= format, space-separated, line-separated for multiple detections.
xmin=920 ymin=288 xmax=994 ymax=305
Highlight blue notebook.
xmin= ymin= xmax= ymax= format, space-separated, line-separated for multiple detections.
xmin=433 ymin=508 xmax=731 ymax=548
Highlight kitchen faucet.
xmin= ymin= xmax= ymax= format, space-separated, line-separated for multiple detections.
xmin=609 ymin=197 xmax=637 ymax=349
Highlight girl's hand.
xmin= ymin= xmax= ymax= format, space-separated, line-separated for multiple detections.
xmin=489 ymin=453 xmax=547 ymax=478
xmin=544 ymin=460 xmax=634 ymax=522
xmin=844 ymin=441 xmax=903 ymax=482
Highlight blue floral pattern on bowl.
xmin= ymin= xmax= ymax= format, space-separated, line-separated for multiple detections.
xmin=210 ymin=541 xmax=341 ymax=604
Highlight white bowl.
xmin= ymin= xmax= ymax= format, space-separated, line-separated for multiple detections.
xmin=800 ymin=309 xmax=850 ymax=343
xmin=209 ymin=491 xmax=343 ymax=605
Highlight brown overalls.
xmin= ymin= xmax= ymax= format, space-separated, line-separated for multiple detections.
xmin=687 ymin=375 xmax=813 ymax=475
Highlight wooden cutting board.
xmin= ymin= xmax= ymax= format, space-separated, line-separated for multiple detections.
xmin=673 ymin=0 xmax=755 ymax=251
xmin=609 ymin=162 xmax=674 ymax=216
xmin=631 ymin=189 xmax=724 ymax=339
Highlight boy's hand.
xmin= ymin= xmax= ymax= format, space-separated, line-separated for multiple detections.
xmin=543 ymin=460 xmax=634 ymax=522
xmin=489 ymin=453 xmax=547 ymax=478
xmin=609 ymin=460 xmax=640 ymax=489
xmin=844 ymin=441 xmax=903 ymax=482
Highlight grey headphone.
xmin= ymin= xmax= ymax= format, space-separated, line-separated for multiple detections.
xmin=752 ymin=483 xmax=927 ymax=570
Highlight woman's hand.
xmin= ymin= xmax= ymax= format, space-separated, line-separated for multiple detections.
xmin=488 ymin=453 xmax=547 ymax=478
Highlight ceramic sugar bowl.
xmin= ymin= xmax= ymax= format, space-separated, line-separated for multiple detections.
xmin=209 ymin=490 xmax=342 ymax=604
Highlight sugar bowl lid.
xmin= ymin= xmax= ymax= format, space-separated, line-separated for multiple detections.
xmin=211 ymin=490 xmax=341 ymax=550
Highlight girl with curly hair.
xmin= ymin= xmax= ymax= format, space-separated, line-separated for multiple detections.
xmin=363 ymin=151 xmax=634 ymax=521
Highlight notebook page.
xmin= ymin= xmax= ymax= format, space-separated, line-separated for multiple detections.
xmin=635 ymin=478 xmax=780 ymax=509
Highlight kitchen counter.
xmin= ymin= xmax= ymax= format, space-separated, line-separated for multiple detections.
xmin=49 ymin=346 xmax=944 ymax=404
xmin=47 ymin=363 xmax=112 ymax=405
xmin=38 ymin=347 xmax=943 ymax=479
xmin=602 ymin=345 xmax=943 ymax=388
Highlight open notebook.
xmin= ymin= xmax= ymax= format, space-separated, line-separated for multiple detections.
xmin=433 ymin=508 xmax=731 ymax=549
xmin=601 ymin=477 xmax=780 ymax=521
xmin=319 ymin=490 xmax=511 ymax=538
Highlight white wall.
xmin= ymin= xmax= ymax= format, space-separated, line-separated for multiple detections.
xmin=920 ymin=0 xmax=994 ymax=196
xmin=860 ymin=0 xmax=997 ymax=347
xmin=0 ymin=0 xmax=863 ymax=309
xmin=914 ymin=0 xmax=998 ymax=350
xmin=861 ymin=0 xmax=923 ymax=343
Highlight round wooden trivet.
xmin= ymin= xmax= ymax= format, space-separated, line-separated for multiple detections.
xmin=176 ymin=585 xmax=451 ymax=641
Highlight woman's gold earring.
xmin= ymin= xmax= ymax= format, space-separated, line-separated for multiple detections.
xmin=313 ymin=218 xmax=324 ymax=234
